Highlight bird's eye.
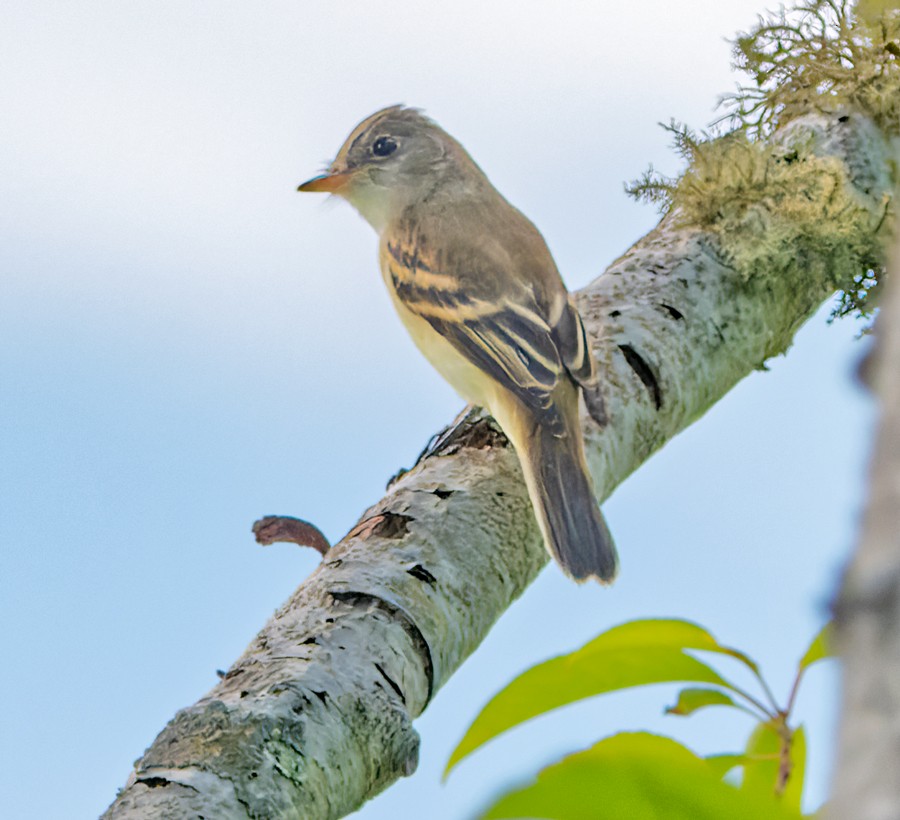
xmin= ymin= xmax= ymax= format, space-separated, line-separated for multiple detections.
xmin=372 ymin=136 xmax=398 ymax=157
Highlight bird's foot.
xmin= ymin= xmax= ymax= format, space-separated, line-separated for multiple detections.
xmin=385 ymin=406 xmax=510 ymax=489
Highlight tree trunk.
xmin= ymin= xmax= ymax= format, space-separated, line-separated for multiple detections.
xmin=103 ymin=112 xmax=893 ymax=819
xmin=829 ymin=217 xmax=900 ymax=820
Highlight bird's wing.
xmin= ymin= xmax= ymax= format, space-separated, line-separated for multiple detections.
xmin=553 ymin=294 xmax=606 ymax=426
xmin=382 ymin=236 xmax=567 ymax=424
xmin=553 ymin=295 xmax=598 ymax=389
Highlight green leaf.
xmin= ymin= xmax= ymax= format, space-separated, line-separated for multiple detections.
xmin=666 ymin=687 xmax=738 ymax=717
xmin=714 ymin=645 xmax=762 ymax=676
xmin=446 ymin=619 xmax=745 ymax=775
xmin=740 ymin=721 xmax=807 ymax=812
xmin=480 ymin=733 xmax=802 ymax=820
xmin=704 ymin=753 xmax=748 ymax=780
xmin=798 ymin=624 xmax=833 ymax=674
xmin=741 ymin=720 xmax=781 ymax=798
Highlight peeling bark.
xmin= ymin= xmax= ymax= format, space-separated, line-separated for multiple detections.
xmin=253 ymin=516 xmax=332 ymax=556
xmin=103 ymin=113 xmax=894 ymax=819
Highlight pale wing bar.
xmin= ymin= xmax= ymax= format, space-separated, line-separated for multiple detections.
xmin=417 ymin=303 xmax=567 ymax=434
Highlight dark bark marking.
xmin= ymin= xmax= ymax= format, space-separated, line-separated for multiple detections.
xmin=348 ymin=512 xmax=413 ymax=541
xmin=374 ymin=662 xmax=406 ymax=705
xmin=407 ymin=564 xmax=437 ymax=585
xmin=619 ymin=344 xmax=662 ymax=410
xmin=660 ymin=303 xmax=684 ymax=320
xmin=138 ymin=777 xmax=171 ymax=789
xmin=330 ymin=591 xmax=435 ymax=703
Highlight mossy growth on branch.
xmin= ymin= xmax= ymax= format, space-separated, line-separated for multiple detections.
xmin=627 ymin=0 xmax=899 ymax=318
xmin=724 ymin=0 xmax=900 ymax=137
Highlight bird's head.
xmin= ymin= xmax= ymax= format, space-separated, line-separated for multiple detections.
xmin=298 ymin=106 xmax=477 ymax=231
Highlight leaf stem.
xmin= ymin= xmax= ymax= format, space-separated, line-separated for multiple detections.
xmin=785 ymin=669 xmax=804 ymax=716
xmin=722 ymin=683 xmax=778 ymax=721
xmin=774 ymin=719 xmax=794 ymax=796
xmin=732 ymin=701 xmax=770 ymax=722
xmin=753 ymin=669 xmax=783 ymax=714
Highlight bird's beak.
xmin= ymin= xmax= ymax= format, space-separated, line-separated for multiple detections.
xmin=297 ymin=171 xmax=352 ymax=194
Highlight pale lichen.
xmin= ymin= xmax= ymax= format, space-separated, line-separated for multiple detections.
xmin=722 ymin=0 xmax=900 ymax=138
xmin=626 ymin=0 xmax=900 ymax=318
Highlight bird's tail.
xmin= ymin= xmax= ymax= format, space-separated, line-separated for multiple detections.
xmin=505 ymin=396 xmax=618 ymax=583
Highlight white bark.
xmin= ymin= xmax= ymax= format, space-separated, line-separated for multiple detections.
xmin=829 ymin=217 xmax=900 ymax=819
xmin=103 ymin=113 xmax=894 ymax=820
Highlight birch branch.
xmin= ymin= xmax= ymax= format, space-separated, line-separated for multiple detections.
xmin=103 ymin=112 xmax=893 ymax=819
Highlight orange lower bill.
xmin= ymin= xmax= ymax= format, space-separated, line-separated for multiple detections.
xmin=297 ymin=172 xmax=351 ymax=193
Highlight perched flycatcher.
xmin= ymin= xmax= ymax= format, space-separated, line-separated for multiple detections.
xmin=298 ymin=106 xmax=618 ymax=583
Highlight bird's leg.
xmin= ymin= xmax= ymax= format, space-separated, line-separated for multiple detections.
xmin=386 ymin=405 xmax=491 ymax=488
xmin=422 ymin=404 xmax=481 ymax=458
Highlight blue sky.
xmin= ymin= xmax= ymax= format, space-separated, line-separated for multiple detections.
xmin=0 ymin=2 xmax=874 ymax=817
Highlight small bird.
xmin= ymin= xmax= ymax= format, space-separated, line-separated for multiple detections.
xmin=298 ymin=106 xmax=617 ymax=583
